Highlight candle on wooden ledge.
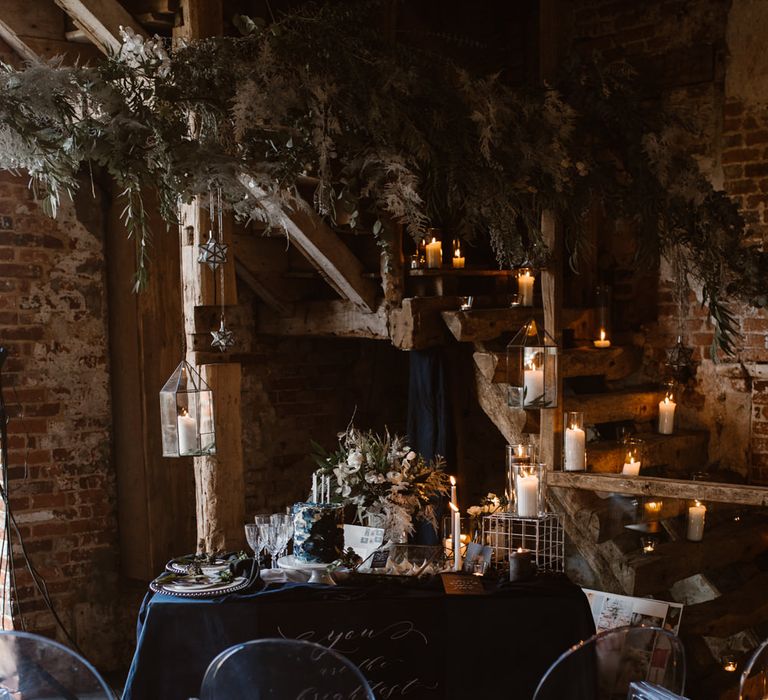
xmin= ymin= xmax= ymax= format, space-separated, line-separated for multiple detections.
xmin=641 ymin=536 xmax=656 ymax=555
xmin=658 ymin=392 xmax=676 ymax=434
xmin=564 ymin=411 xmax=586 ymax=471
xmin=517 ymin=268 xmax=535 ymax=307
xmin=687 ymin=500 xmax=706 ymax=541
xmin=452 ymin=245 xmax=465 ymax=269
xmin=593 ymin=328 xmax=611 ymax=348
xmin=177 ymin=408 xmax=198 ymax=456
xmin=622 ymin=455 xmax=641 ymax=476
xmin=425 ymin=236 xmax=442 ymax=269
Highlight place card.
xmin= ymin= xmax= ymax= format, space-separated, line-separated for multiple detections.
xmin=440 ymin=573 xmax=485 ymax=595
xmin=369 ymin=549 xmax=390 ymax=570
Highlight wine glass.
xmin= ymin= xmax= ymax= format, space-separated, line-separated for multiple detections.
xmin=244 ymin=523 xmax=260 ymax=557
xmin=267 ymin=513 xmax=293 ymax=568
xmin=254 ymin=514 xmax=271 ymax=563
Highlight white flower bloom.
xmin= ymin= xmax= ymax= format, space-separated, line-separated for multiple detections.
xmin=347 ymin=450 xmax=363 ymax=470
xmin=386 ymin=471 xmax=403 ymax=484
xmin=467 ymin=506 xmax=482 ymax=516
xmin=405 ymin=451 xmax=416 ymax=461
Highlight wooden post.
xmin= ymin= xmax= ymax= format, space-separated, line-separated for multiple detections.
xmin=538 ymin=0 xmax=565 ymax=472
xmin=174 ymin=2 xmax=246 ymax=553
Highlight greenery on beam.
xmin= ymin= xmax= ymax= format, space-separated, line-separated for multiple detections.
xmin=0 ymin=1 xmax=765 ymax=355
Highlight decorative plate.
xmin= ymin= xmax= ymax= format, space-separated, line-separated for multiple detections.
xmin=150 ymin=573 xmax=249 ymax=598
xmin=165 ymin=553 xmax=236 ymax=575
xmin=277 ymin=555 xmax=332 ymax=571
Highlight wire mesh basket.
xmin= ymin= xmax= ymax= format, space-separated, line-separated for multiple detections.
xmin=481 ymin=512 xmax=564 ymax=573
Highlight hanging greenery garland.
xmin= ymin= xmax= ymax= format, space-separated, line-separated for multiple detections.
xmin=0 ymin=0 xmax=765 ymax=355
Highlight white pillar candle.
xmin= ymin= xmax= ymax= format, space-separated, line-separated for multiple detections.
xmin=426 ymin=237 xmax=442 ymax=269
xmin=564 ymin=426 xmax=586 ymax=471
xmin=622 ymin=457 xmax=641 ymax=476
xmin=516 ymin=473 xmax=539 ymax=517
xmin=523 ymin=367 xmax=544 ymax=406
xmin=658 ymin=396 xmax=676 ymax=435
xmin=450 ymin=503 xmax=461 ymax=571
xmin=312 ymin=472 xmax=318 ymax=503
xmin=518 ymin=271 xmax=534 ymax=306
xmin=687 ymin=502 xmax=706 ymax=541
xmin=177 ymin=411 xmax=198 ymax=456
xmin=452 ymin=248 xmax=465 ymax=269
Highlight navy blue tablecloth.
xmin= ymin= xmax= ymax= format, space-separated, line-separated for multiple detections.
xmin=122 ymin=575 xmax=594 ymax=700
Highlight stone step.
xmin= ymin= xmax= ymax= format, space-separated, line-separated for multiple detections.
xmin=564 ymin=387 xmax=665 ymax=424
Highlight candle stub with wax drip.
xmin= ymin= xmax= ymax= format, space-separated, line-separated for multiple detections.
xmin=593 ymin=328 xmax=611 ymax=348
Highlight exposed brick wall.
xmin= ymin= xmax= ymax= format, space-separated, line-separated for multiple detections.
xmin=239 ymin=284 xmax=410 ymax=514
xmin=0 ymin=172 xmax=126 ymax=667
xmin=572 ymin=0 xmax=768 ymax=485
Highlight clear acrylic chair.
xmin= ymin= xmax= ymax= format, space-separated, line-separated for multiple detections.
xmin=532 ymin=625 xmax=686 ymax=700
xmin=740 ymin=637 xmax=768 ymax=699
xmin=0 ymin=630 xmax=113 ymax=699
xmin=200 ymin=638 xmax=375 ymax=699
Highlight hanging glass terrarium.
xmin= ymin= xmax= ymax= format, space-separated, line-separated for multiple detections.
xmin=160 ymin=360 xmax=216 ymax=457
xmin=506 ymin=320 xmax=559 ymax=409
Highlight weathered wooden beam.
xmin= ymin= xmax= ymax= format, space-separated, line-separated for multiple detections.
xmin=390 ymin=297 xmax=459 ymax=350
xmin=474 ymin=345 xmax=643 ymax=384
xmin=547 ymin=471 xmax=768 ymax=507
xmin=564 ymin=388 xmax=665 ymax=424
xmin=174 ymin=0 xmax=243 ymax=554
xmin=625 ymin=520 xmax=768 ymax=595
xmin=257 ymin=299 xmax=389 ymax=340
xmin=53 ymin=0 xmax=147 ymax=54
xmin=233 ymin=233 xmax=299 ymax=316
xmin=588 ymin=430 xmax=709 ymax=474
xmin=174 ymin=0 xmax=222 ymax=41
xmin=0 ymin=18 xmax=40 ymax=63
xmin=240 ymin=178 xmax=378 ymax=311
xmin=442 ymin=308 xmax=541 ymax=343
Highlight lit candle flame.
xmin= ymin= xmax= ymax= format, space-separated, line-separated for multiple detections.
xmin=450 ymin=475 xmax=456 ymax=486
xmin=449 ymin=502 xmax=459 ymax=513
xmin=454 ymin=248 xmax=461 ymax=258
xmin=517 ymin=547 xmax=525 ymax=553
xmin=517 ymin=445 xmax=524 ymax=457
xmin=431 ymin=237 xmax=437 ymax=244
xmin=600 ymin=329 xmax=606 ymax=341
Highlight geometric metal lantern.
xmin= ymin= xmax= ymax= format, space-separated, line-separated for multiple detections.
xmin=506 ymin=319 xmax=559 ymax=409
xmin=159 ymin=360 xmax=216 ymax=457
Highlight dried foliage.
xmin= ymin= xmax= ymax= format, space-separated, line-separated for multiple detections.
xmin=0 ymin=2 xmax=765 ymax=353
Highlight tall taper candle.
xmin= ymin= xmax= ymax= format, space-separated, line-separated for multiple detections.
xmin=450 ymin=502 xmax=461 ymax=571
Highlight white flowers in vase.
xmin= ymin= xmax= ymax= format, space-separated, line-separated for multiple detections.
xmin=311 ymin=427 xmax=450 ymax=542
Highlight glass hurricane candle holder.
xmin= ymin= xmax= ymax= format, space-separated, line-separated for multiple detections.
xmin=159 ymin=360 xmax=216 ymax=457
xmin=506 ymin=320 xmax=559 ymax=409
xmin=516 ymin=267 xmax=535 ymax=306
xmin=506 ymin=444 xmax=535 ymax=511
xmin=510 ymin=463 xmax=545 ymax=518
xmin=425 ymin=227 xmax=442 ymax=269
xmin=640 ymin=536 xmax=657 ymax=555
xmin=621 ymin=438 xmax=644 ymax=476
xmin=563 ymin=411 xmax=586 ymax=471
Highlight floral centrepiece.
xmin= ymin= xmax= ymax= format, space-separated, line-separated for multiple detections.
xmin=312 ymin=427 xmax=450 ymax=542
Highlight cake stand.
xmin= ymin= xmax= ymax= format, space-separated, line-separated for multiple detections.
xmin=277 ymin=555 xmax=336 ymax=585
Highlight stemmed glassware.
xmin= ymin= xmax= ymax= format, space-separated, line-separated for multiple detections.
xmin=244 ymin=523 xmax=260 ymax=558
xmin=266 ymin=513 xmax=293 ymax=569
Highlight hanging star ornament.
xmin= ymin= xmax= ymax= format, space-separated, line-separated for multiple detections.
xmin=665 ymin=336 xmax=695 ymax=384
xmin=211 ymin=318 xmax=235 ymax=352
xmin=197 ymin=231 xmax=228 ymax=271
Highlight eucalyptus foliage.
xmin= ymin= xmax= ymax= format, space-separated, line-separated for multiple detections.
xmin=0 ymin=1 xmax=764 ymax=354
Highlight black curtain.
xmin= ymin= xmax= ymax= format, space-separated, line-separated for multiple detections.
xmin=407 ymin=349 xmax=453 ymax=544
